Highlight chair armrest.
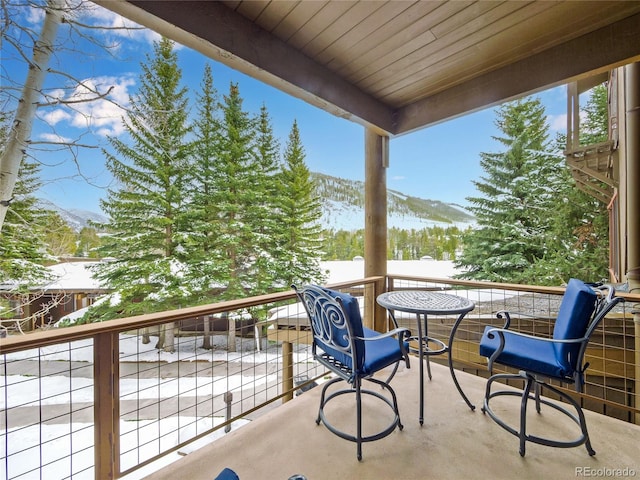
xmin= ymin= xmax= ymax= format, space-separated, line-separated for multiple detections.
xmin=494 ymin=310 xmax=554 ymax=329
xmin=355 ymin=327 xmax=411 ymax=342
xmin=485 ymin=327 xmax=587 ymax=345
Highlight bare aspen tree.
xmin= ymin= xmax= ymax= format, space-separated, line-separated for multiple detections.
xmin=0 ymin=0 xmax=65 ymax=231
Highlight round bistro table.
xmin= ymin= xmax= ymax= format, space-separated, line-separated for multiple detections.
xmin=377 ymin=290 xmax=476 ymax=425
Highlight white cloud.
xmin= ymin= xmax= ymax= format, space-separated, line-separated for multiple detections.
xmin=40 ymin=109 xmax=72 ymax=126
xmin=38 ymin=132 xmax=73 ymax=144
xmin=82 ymin=2 xmax=162 ymax=45
xmin=547 ymin=113 xmax=567 ymax=132
xmin=65 ymin=75 xmax=135 ymax=137
xmin=392 ymin=175 xmax=406 ymax=181
xmin=547 ymin=111 xmax=587 ymax=133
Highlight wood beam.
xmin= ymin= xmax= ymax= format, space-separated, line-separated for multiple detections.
xmin=364 ymin=129 xmax=388 ymax=332
xmin=99 ymin=0 xmax=395 ymax=134
xmin=395 ymin=12 xmax=640 ymax=134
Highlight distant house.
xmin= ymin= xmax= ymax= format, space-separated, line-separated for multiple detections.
xmin=0 ymin=259 xmax=110 ymax=331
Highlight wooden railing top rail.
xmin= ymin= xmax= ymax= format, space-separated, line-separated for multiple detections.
xmin=388 ymin=275 xmax=640 ymax=302
xmin=0 ymin=277 xmax=384 ymax=354
xmin=2 ymin=275 xmax=635 ymax=355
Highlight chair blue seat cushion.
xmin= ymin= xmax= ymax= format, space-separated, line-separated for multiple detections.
xmin=479 ymin=326 xmax=575 ymax=379
xmin=479 ymin=279 xmax=598 ymax=381
xmin=361 ymin=327 xmax=408 ymax=376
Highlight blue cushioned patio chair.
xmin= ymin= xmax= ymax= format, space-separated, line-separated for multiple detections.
xmin=292 ymin=284 xmax=411 ymax=461
xmin=479 ymin=279 xmax=622 ymax=456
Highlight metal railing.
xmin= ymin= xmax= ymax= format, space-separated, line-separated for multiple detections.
xmin=1 ymin=276 xmax=638 ymax=479
xmin=387 ymin=275 xmax=640 ymax=424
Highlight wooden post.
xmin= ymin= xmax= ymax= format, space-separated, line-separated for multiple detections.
xmin=282 ymin=341 xmax=294 ymax=402
xmin=625 ymin=62 xmax=640 ymax=424
xmin=94 ymin=332 xmax=119 ymax=479
xmin=365 ymin=128 xmax=389 ymax=332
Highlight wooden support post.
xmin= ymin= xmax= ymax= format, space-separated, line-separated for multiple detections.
xmin=94 ymin=332 xmax=119 ymax=480
xmin=365 ymin=128 xmax=389 ymax=332
xmin=625 ymin=63 xmax=640 ymax=424
xmin=282 ymin=341 xmax=294 ymax=403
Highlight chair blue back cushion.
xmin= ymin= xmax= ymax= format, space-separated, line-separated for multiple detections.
xmin=315 ymin=286 xmax=365 ymax=370
xmin=214 ymin=467 xmax=240 ymax=480
xmin=479 ymin=279 xmax=597 ymax=380
xmin=307 ymin=286 xmax=405 ymax=377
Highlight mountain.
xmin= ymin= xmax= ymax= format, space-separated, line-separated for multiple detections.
xmin=41 ymin=172 xmax=474 ymax=232
xmin=38 ymin=199 xmax=108 ymax=232
xmin=312 ymin=172 xmax=474 ymax=231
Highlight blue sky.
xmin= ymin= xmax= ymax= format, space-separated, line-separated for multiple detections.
xmin=7 ymin=3 xmax=568 ymax=215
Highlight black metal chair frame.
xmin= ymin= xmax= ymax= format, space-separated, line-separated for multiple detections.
xmin=481 ymin=283 xmax=622 ymax=456
xmin=293 ymin=284 xmax=410 ymax=461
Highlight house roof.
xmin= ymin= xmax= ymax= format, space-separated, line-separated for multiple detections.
xmin=97 ymin=0 xmax=640 ymax=136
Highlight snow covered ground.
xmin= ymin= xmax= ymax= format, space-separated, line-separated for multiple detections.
xmin=2 ymin=332 xmax=271 ymax=479
xmin=2 ymin=260 xmax=485 ymax=480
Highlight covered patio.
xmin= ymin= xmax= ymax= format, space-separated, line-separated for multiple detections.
xmin=4 ymin=2 xmax=640 ymax=479
xmin=144 ymin=362 xmax=640 ymax=480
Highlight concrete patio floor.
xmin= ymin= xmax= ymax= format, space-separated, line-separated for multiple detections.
xmin=144 ymin=362 xmax=640 ymax=480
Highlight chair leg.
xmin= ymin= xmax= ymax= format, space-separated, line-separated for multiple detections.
xmin=519 ymin=376 xmax=534 ymax=457
xmin=315 ymin=375 xmax=403 ymax=460
xmin=317 ymin=377 xmax=341 ymax=425
xmin=355 ymin=377 xmax=362 ymax=461
xmin=482 ymin=371 xmax=596 ymax=456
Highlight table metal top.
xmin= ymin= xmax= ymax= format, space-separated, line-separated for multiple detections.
xmin=377 ymin=290 xmax=475 ymax=315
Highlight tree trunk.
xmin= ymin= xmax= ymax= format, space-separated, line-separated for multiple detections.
xmin=0 ymin=0 xmax=64 ymax=232
xmin=163 ymin=322 xmax=175 ymax=353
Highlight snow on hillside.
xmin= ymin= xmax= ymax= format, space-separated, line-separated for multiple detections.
xmin=321 ymin=199 xmax=470 ymax=231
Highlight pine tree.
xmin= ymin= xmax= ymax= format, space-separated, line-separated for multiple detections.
xmin=0 ymin=160 xmax=53 ymax=293
xmin=91 ymin=37 xmax=192 ymax=334
xmin=213 ymin=83 xmax=259 ymax=300
xmin=276 ymin=120 xmax=325 ymax=286
xmin=528 ymin=85 xmax=610 ymax=284
xmin=456 ymin=97 xmax=557 ymax=283
xmin=182 ymin=63 xmax=226 ymax=299
xmin=247 ymin=105 xmax=283 ymax=294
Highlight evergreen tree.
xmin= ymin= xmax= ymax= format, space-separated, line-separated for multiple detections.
xmin=213 ymin=83 xmax=259 ymax=300
xmin=182 ymin=63 xmax=226 ymax=299
xmin=276 ymin=120 xmax=325 ymax=285
xmin=456 ymin=97 xmax=557 ymax=283
xmin=76 ymin=227 xmax=102 ymax=258
xmin=42 ymin=211 xmax=78 ymax=257
xmin=528 ymin=85 xmax=610 ymax=284
xmin=0 ymin=159 xmax=53 ymax=294
xmin=248 ymin=105 xmax=283 ymax=293
xmin=91 ymin=37 xmax=192 ymax=330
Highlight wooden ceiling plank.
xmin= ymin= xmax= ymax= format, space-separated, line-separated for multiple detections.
xmin=364 ymin=2 xmax=553 ymax=95
xmin=315 ymin=1 xmax=416 ymax=66
xmin=233 ymin=0 xmax=269 ymax=22
xmin=302 ymin=2 xmax=386 ymax=59
xmin=327 ymin=0 xmax=436 ymax=72
xmin=394 ymin=12 xmax=640 ymax=134
xmin=286 ymin=1 xmax=354 ymax=50
xmin=387 ymin=1 xmax=640 ymax=106
xmin=272 ymin=1 xmax=328 ymax=42
xmin=253 ymin=0 xmax=300 ymax=33
xmin=348 ymin=0 xmax=513 ymax=86
xmin=339 ymin=1 xmax=472 ymax=81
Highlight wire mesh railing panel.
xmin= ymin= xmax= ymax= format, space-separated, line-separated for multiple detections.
xmin=1 ymin=340 xmax=95 ymax=480
xmin=387 ymin=276 xmax=639 ymax=423
xmin=2 ymin=278 xmax=636 ymax=479
xmin=117 ymin=297 xmax=319 ymax=477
